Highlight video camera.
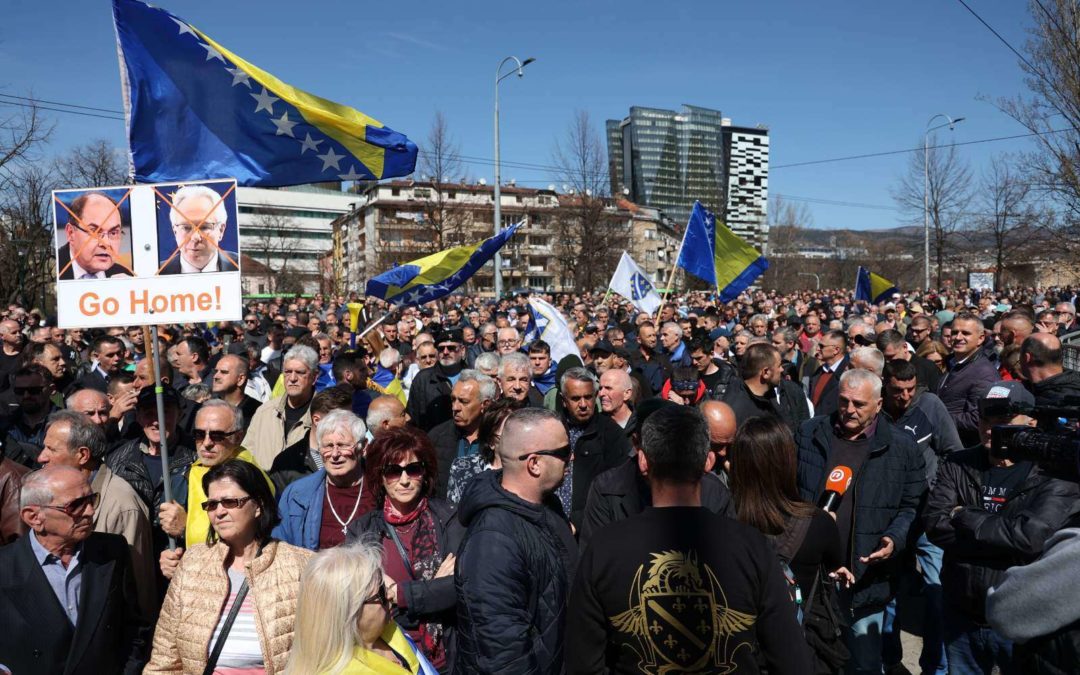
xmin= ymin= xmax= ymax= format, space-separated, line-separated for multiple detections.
xmin=987 ymin=397 xmax=1080 ymax=481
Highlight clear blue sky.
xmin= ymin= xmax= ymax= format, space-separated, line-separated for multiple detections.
xmin=1 ymin=0 xmax=1035 ymax=230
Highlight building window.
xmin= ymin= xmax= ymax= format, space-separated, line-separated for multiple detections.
xmin=414 ymin=188 xmax=431 ymax=199
xmin=391 ymin=188 xmax=400 ymax=196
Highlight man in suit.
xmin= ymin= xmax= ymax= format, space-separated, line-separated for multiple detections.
xmin=0 ymin=465 xmax=149 ymax=674
xmin=809 ymin=329 xmax=849 ymax=417
xmin=159 ymin=183 xmax=239 ymax=275
xmin=71 ymin=335 xmax=125 ymax=394
xmin=57 ymin=191 xmax=132 ymax=280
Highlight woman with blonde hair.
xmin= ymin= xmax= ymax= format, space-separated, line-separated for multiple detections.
xmin=287 ymin=538 xmax=435 ymax=675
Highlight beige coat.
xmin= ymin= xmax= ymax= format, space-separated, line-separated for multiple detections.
xmin=91 ymin=463 xmax=156 ymax=616
xmin=145 ymin=540 xmax=313 ymax=675
xmin=243 ymin=395 xmax=312 ymax=470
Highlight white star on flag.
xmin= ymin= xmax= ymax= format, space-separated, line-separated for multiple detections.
xmin=225 ymin=67 xmax=251 ymax=88
xmin=317 ymin=148 xmax=345 ymax=171
xmin=298 ymin=133 xmax=322 ymax=155
xmin=339 ymin=165 xmax=366 ymax=181
xmin=271 ymin=111 xmax=298 ymax=137
xmin=199 ymin=42 xmax=225 ymax=62
xmin=250 ymin=88 xmax=279 ymax=114
xmin=172 ymin=17 xmax=196 ymax=36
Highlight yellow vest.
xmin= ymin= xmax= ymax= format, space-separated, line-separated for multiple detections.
xmin=184 ymin=447 xmax=275 ymax=549
xmin=336 ymin=623 xmax=420 ymax=675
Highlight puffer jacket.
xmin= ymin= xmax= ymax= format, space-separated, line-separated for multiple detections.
xmin=144 ymin=540 xmax=313 ymax=675
xmin=924 ymin=447 xmax=1080 ymax=624
xmin=454 ymin=470 xmax=577 ymax=675
xmin=796 ymin=413 xmax=926 ymax=610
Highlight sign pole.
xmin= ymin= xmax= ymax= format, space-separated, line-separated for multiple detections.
xmin=148 ymin=324 xmax=177 ymax=551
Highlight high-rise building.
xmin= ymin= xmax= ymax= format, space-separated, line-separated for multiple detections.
xmin=606 ymin=104 xmax=769 ymax=250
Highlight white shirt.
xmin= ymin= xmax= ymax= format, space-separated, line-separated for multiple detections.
xmin=70 ymin=260 xmax=104 ymax=280
xmin=179 ymin=251 xmax=219 ymax=274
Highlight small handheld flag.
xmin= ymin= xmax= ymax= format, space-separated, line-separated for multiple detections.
xmin=366 ymin=223 xmax=522 ymax=307
xmin=112 ymin=0 xmax=417 ymax=186
xmin=676 ymin=201 xmax=769 ymax=302
xmin=524 ymin=297 xmax=582 ymax=367
xmin=855 ymin=266 xmax=899 ymax=304
xmin=609 ymin=252 xmax=662 ymax=315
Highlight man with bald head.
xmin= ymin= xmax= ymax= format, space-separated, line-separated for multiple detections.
xmin=1021 ymin=332 xmax=1080 ymax=407
xmin=0 ymin=465 xmax=149 ymax=673
xmin=211 ymin=353 xmax=261 ymax=427
xmin=365 ymin=394 xmax=409 ymax=437
xmin=455 ymin=408 xmax=577 ymax=675
xmin=57 ymin=191 xmax=131 ymax=280
xmin=700 ymin=399 xmax=738 ymax=483
xmin=0 ymin=318 xmax=23 ymax=393
xmin=581 ymin=398 xmax=735 ymax=551
xmin=598 ymin=368 xmax=634 ymax=431
xmin=66 ymin=387 xmax=112 ymax=429
xmin=999 ymin=311 xmax=1034 ymax=351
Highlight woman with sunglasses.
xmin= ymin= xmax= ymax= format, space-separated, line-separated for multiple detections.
xmin=274 ymin=409 xmax=374 ymax=551
xmin=287 ymin=538 xmax=436 ymax=674
xmin=146 ymin=459 xmax=312 ymax=675
xmin=346 ymin=427 xmax=462 ymax=673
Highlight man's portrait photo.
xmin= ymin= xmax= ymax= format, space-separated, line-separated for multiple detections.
xmin=55 ymin=189 xmax=134 ymax=280
xmin=157 ymin=182 xmax=240 ymax=275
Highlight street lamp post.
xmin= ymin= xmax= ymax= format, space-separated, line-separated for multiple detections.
xmin=923 ymin=113 xmax=964 ymax=291
xmin=493 ymin=55 xmax=535 ymax=300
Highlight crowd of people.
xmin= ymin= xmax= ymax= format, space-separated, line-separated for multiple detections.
xmin=1 ymin=284 xmax=1080 ymax=674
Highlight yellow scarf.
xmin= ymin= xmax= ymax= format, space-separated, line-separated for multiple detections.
xmin=184 ymin=448 xmax=275 ymax=549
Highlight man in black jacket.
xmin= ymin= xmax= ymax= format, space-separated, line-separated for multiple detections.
xmin=722 ymin=343 xmax=810 ymax=431
xmin=1020 ymin=332 xmax=1080 ymax=408
xmin=429 ymin=371 xmax=497 ymax=497
xmin=454 ymin=408 xmax=576 ymax=675
xmin=808 ymin=330 xmax=849 ymax=417
xmin=406 ymin=329 xmax=465 ymax=432
xmin=580 ymin=398 xmax=734 ymax=551
xmin=925 ymin=381 xmax=1080 ymax=674
xmin=796 ymin=368 xmax=925 ymax=675
xmin=559 ymin=367 xmax=632 ymax=530
xmin=938 ymin=312 xmax=999 ymax=446
xmin=567 ymin=405 xmax=810 ymax=674
xmin=0 ymin=465 xmax=149 ymax=674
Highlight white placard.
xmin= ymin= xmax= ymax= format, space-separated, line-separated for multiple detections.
xmin=53 ymin=179 xmax=242 ymax=328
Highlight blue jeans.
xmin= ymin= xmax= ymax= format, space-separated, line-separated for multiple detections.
xmin=943 ymin=607 xmax=1016 ymax=675
xmin=881 ymin=534 xmax=948 ymax=675
xmin=842 ymin=600 xmax=887 ymax=675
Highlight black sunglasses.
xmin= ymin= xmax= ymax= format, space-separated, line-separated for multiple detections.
xmin=383 ymin=461 xmax=425 ymax=480
xmin=201 ymin=496 xmax=254 ymax=512
xmin=363 ymin=582 xmax=389 ymax=606
xmin=518 ymin=444 xmax=572 ymax=462
xmin=193 ymin=428 xmax=240 ymax=443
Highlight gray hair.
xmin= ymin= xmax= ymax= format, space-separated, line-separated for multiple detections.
xmin=749 ymin=313 xmax=768 ymax=327
xmin=315 ymin=409 xmax=367 ymax=448
xmin=661 ymin=321 xmax=683 ymax=339
xmin=773 ymin=327 xmax=798 ymax=345
xmin=169 ymin=184 xmax=228 ymax=228
xmin=64 ymin=387 xmax=107 ymax=410
xmin=198 ymin=398 xmax=245 ymax=433
xmin=735 ymin=329 xmax=753 ymax=340
xmin=457 ymin=369 xmax=498 ymax=401
xmin=283 ymin=344 xmax=319 ymax=373
xmin=46 ymin=410 xmax=107 ymax=462
xmin=19 ymin=466 xmax=85 ymax=509
xmin=378 ymin=347 xmax=401 ymax=370
xmin=839 ymin=367 xmax=882 ymax=399
xmin=560 ymin=366 xmax=598 ymax=394
xmin=474 ymin=352 xmax=501 ymax=374
xmin=849 ymin=346 xmax=885 ymax=377
xmin=499 ymin=352 xmax=531 ymax=378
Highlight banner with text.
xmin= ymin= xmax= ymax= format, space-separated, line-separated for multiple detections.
xmin=53 ymin=179 xmax=242 ymax=328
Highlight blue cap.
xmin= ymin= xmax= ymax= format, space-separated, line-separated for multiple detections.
xmin=709 ymin=327 xmax=731 ymax=341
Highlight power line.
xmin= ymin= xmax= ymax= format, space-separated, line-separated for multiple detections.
xmin=954 ymin=0 xmax=1040 ymax=74
xmin=0 ymin=92 xmax=125 ymax=116
xmin=0 ymin=98 xmax=125 ymax=121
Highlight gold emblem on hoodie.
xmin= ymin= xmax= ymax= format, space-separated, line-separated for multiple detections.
xmin=610 ymin=550 xmax=756 ymax=674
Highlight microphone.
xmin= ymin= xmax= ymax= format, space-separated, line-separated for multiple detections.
xmin=819 ymin=466 xmax=853 ymax=512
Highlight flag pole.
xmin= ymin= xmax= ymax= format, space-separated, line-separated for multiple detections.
xmin=656 ymin=230 xmax=688 ymax=323
xmin=147 ymin=323 xmax=177 ymax=551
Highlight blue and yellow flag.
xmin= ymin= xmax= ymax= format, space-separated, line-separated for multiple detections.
xmin=366 ymin=223 xmax=522 ymax=306
xmin=112 ymin=0 xmax=417 ymax=186
xmin=855 ymin=266 xmax=899 ymax=304
xmin=676 ymin=201 xmax=769 ymax=302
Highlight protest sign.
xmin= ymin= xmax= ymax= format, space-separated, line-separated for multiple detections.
xmin=53 ymin=178 xmax=242 ymax=328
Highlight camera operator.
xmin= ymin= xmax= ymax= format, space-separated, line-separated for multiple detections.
xmin=925 ymin=381 xmax=1080 ymax=674
xmin=1019 ymin=332 xmax=1080 ymax=408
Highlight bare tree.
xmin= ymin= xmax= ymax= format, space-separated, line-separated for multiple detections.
xmin=551 ymin=110 xmax=625 ymax=290
xmin=761 ymin=194 xmax=814 ymax=290
xmin=52 ymin=139 xmax=129 ymax=188
xmin=968 ymin=155 xmax=1041 ymax=289
xmin=415 ymin=111 xmax=469 ymax=250
xmin=0 ymin=100 xmax=51 ymax=174
xmin=892 ymin=134 xmax=972 ymax=288
xmin=994 ymin=0 xmax=1080 ymax=226
xmin=248 ymin=211 xmax=305 ymax=295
